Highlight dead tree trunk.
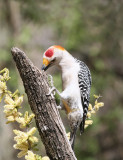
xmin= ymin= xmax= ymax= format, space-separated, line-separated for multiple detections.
xmin=11 ymin=47 xmax=77 ymax=160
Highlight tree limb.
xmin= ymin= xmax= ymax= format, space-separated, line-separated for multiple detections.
xmin=11 ymin=47 xmax=77 ymax=160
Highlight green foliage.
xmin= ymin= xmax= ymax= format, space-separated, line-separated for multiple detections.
xmin=0 ymin=49 xmax=11 ymax=62
xmin=16 ymin=27 xmax=31 ymax=46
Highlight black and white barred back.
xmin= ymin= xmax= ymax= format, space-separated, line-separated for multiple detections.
xmin=75 ymin=59 xmax=92 ymax=134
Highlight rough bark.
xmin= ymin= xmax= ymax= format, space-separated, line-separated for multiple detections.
xmin=11 ymin=47 xmax=77 ymax=160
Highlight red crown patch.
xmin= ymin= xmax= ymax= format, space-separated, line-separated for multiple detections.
xmin=45 ymin=48 xmax=54 ymax=57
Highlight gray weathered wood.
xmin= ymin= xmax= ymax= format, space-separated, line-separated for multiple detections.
xmin=11 ymin=47 xmax=77 ymax=160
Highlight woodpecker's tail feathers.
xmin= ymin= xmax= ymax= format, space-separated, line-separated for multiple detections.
xmin=80 ymin=115 xmax=86 ymax=135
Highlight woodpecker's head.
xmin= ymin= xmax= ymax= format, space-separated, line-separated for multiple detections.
xmin=42 ymin=45 xmax=65 ymax=71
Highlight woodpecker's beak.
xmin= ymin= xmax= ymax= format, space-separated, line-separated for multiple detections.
xmin=41 ymin=64 xmax=50 ymax=71
xmin=41 ymin=58 xmax=50 ymax=71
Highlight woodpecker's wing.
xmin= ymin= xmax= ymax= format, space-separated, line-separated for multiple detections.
xmin=76 ymin=59 xmax=92 ymax=133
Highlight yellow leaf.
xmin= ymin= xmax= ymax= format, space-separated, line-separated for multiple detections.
xmin=42 ymin=156 xmax=50 ymax=160
xmin=4 ymin=94 xmax=14 ymax=105
xmin=16 ymin=117 xmax=25 ymax=124
xmin=97 ymin=102 xmax=104 ymax=107
xmin=13 ymin=130 xmax=28 ymax=144
xmin=94 ymin=104 xmax=99 ymax=111
xmin=95 ymin=99 xmax=98 ymax=105
xmin=25 ymin=151 xmax=36 ymax=160
xmin=24 ymin=111 xmax=29 ymax=121
xmin=29 ymin=136 xmax=38 ymax=143
xmin=88 ymin=104 xmax=93 ymax=111
xmin=35 ymin=155 xmax=42 ymax=160
xmin=0 ymin=68 xmax=10 ymax=81
xmin=27 ymin=127 xmax=37 ymax=136
xmin=15 ymin=95 xmax=23 ymax=106
xmin=84 ymin=124 xmax=89 ymax=129
xmin=93 ymin=94 xmax=100 ymax=99
xmin=0 ymin=81 xmax=7 ymax=94
xmin=17 ymin=150 xmax=28 ymax=158
xmin=87 ymin=112 xmax=91 ymax=118
xmin=91 ymin=110 xmax=96 ymax=114
xmin=13 ymin=142 xmax=28 ymax=151
xmin=4 ymin=104 xmax=15 ymax=110
xmin=0 ymin=93 xmax=5 ymax=102
xmin=85 ymin=120 xmax=93 ymax=125
xmin=6 ymin=116 xmax=15 ymax=123
xmin=17 ymin=112 xmax=35 ymax=128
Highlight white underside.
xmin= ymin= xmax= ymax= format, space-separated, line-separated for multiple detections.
xmin=57 ymin=51 xmax=83 ymax=118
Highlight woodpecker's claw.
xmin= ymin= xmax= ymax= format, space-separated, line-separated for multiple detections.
xmin=47 ymin=75 xmax=56 ymax=96
xmin=47 ymin=75 xmax=61 ymax=96
xmin=46 ymin=87 xmax=56 ymax=96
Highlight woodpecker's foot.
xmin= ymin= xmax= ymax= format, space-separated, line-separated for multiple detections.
xmin=47 ymin=75 xmax=58 ymax=96
xmin=46 ymin=87 xmax=56 ymax=96
xmin=47 ymin=75 xmax=61 ymax=96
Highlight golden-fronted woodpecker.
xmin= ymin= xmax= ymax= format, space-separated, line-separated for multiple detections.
xmin=42 ymin=45 xmax=92 ymax=149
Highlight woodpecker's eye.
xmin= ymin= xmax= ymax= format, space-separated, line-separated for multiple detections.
xmin=51 ymin=57 xmax=56 ymax=63
xmin=45 ymin=48 xmax=54 ymax=57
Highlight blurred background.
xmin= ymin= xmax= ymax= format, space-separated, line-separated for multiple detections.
xmin=0 ymin=0 xmax=123 ymax=160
